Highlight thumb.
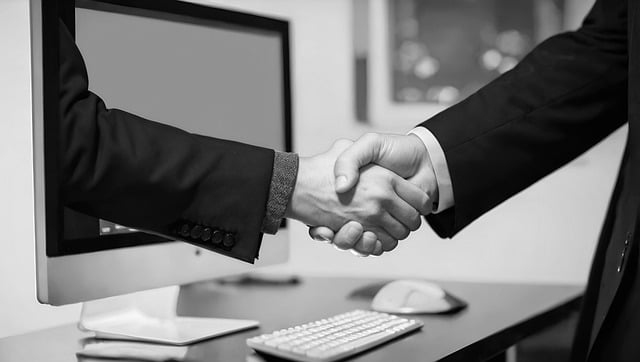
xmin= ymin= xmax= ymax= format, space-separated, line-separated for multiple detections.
xmin=333 ymin=133 xmax=383 ymax=193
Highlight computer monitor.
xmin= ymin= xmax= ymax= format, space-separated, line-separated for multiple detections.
xmin=30 ymin=0 xmax=291 ymax=340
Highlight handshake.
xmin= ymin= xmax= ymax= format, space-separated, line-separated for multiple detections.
xmin=284 ymin=132 xmax=438 ymax=257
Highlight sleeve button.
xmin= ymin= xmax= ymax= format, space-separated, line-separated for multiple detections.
xmin=201 ymin=227 xmax=212 ymax=241
xmin=190 ymin=225 xmax=203 ymax=239
xmin=211 ymin=230 xmax=223 ymax=245
xmin=179 ymin=224 xmax=190 ymax=237
xmin=223 ymin=233 xmax=235 ymax=248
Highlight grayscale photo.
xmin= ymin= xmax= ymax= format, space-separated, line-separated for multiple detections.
xmin=0 ymin=0 xmax=635 ymax=361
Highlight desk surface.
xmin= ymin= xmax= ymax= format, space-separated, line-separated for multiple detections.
xmin=0 ymin=276 xmax=582 ymax=362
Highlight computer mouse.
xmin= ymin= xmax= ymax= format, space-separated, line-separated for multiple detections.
xmin=371 ymin=279 xmax=467 ymax=314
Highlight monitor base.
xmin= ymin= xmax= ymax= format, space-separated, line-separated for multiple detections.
xmin=77 ymin=286 xmax=259 ymax=345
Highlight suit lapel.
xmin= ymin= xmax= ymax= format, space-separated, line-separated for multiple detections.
xmin=586 ymin=2 xmax=640 ymax=356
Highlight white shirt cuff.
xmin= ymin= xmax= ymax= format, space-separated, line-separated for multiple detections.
xmin=408 ymin=127 xmax=455 ymax=213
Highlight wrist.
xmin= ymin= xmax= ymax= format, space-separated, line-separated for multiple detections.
xmin=407 ymin=133 xmax=439 ymax=210
xmin=286 ymin=140 xmax=359 ymax=227
xmin=284 ymin=157 xmax=320 ymax=224
xmin=284 ymin=166 xmax=302 ymax=220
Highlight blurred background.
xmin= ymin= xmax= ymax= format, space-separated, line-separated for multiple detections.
xmin=389 ymin=0 xmax=563 ymax=105
xmin=1 ymin=0 xmax=625 ymax=346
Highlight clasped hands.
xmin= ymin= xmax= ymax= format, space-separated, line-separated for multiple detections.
xmin=285 ymin=133 xmax=438 ymax=256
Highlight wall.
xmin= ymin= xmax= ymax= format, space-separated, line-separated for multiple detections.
xmin=1 ymin=0 xmax=620 ymax=338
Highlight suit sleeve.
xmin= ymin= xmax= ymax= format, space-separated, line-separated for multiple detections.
xmin=58 ymin=20 xmax=274 ymax=263
xmin=421 ymin=0 xmax=628 ymax=237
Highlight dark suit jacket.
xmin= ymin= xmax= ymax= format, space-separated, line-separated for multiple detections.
xmin=58 ymin=21 xmax=274 ymax=263
xmin=423 ymin=0 xmax=639 ymax=360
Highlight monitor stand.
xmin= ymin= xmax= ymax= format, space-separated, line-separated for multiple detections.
xmin=77 ymin=286 xmax=259 ymax=345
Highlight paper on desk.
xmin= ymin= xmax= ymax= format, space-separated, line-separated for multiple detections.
xmin=76 ymin=341 xmax=188 ymax=361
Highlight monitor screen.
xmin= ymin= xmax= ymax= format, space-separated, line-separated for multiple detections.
xmin=32 ymin=0 xmax=292 ymax=305
xmin=53 ymin=0 xmax=291 ymax=256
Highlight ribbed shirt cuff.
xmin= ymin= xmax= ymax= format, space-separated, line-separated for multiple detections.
xmin=409 ymin=127 xmax=455 ymax=213
xmin=261 ymin=151 xmax=299 ymax=234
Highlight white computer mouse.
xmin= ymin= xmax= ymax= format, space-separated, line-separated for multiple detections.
xmin=371 ymin=279 xmax=466 ymax=314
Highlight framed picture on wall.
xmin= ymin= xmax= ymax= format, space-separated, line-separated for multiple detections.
xmin=354 ymin=0 xmax=567 ymax=128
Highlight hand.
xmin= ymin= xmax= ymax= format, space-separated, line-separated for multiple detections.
xmin=335 ymin=133 xmax=438 ymax=198
xmin=286 ymin=139 xmax=429 ymax=255
xmin=309 ymin=133 xmax=438 ymax=249
xmin=311 ymin=220 xmax=384 ymax=257
xmin=309 ymin=223 xmax=383 ymax=256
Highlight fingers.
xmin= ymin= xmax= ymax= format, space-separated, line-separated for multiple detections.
xmin=380 ymin=178 xmax=424 ymax=232
xmin=310 ymin=223 xmax=393 ymax=256
xmin=369 ymin=227 xmax=399 ymax=252
xmin=372 ymin=240 xmax=384 ymax=256
xmin=341 ymin=229 xmax=392 ymax=256
xmin=332 ymin=222 xmax=384 ymax=257
xmin=377 ymin=212 xmax=411 ymax=242
xmin=332 ymin=221 xmax=365 ymax=250
xmin=352 ymin=231 xmax=379 ymax=255
xmin=334 ymin=133 xmax=384 ymax=193
xmin=330 ymin=222 xmax=397 ymax=255
xmin=308 ymin=226 xmax=335 ymax=244
xmin=384 ymin=196 xmax=422 ymax=233
xmin=392 ymin=176 xmax=433 ymax=216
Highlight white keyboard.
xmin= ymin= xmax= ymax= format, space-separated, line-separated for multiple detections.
xmin=246 ymin=310 xmax=423 ymax=362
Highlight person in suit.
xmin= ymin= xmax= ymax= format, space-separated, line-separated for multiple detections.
xmin=58 ymin=19 xmax=432 ymax=263
xmin=312 ymin=0 xmax=639 ymax=360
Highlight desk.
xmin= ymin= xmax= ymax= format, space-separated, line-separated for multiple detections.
xmin=0 ymin=276 xmax=582 ymax=362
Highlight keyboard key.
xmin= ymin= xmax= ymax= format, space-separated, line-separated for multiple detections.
xmin=247 ymin=310 xmax=423 ymax=362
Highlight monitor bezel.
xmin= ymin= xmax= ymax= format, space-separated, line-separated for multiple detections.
xmin=40 ymin=0 xmax=292 ymax=257
xmin=31 ymin=0 xmax=293 ymax=304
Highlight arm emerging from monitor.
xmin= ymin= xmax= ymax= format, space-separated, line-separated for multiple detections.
xmin=58 ymin=19 xmax=425 ymax=262
xmin=59 ymin=20 xmax=276 ymax=263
